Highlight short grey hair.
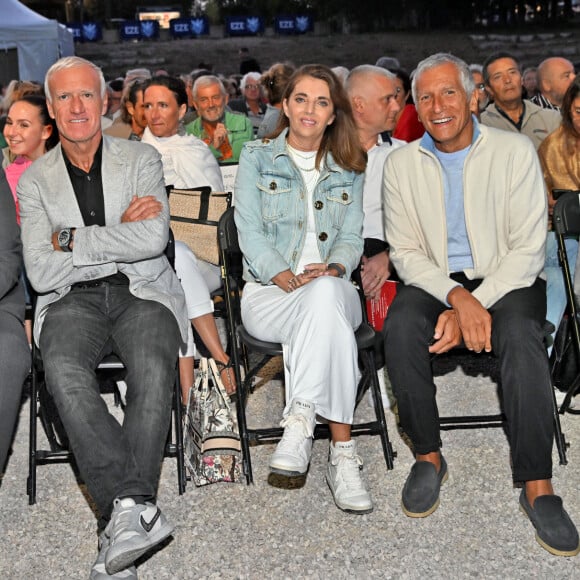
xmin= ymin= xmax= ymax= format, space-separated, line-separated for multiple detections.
xmin=192 ymin=75 xmax=226 ymax=100
xmin=45 ymin=56 xmax=106 ymax=103
xmin=240 ymin=71 xmax=261 ymax=91
xmin=345 ymin=64 xmax=396 ymax=95
xmin=411 ymin=53 xmax=475 ymax=103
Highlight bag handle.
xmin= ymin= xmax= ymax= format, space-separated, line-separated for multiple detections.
xmin=185 ymin=357 xmax=208 ymax=412
xmin=207 ymin=358 xmax=234 ymax=413
xmin=198 ymin=188 xmax=211 ymax=221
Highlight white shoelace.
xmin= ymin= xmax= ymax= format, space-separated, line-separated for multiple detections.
xmin=277 ymin=414 xmax=314 ymax=453
xmin=332 ymin=453 xmax=365 ymax=490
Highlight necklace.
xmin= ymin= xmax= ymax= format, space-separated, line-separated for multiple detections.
xmin=288 ymin=144 xmax=318 ymax=172
xmin=293 ymin=162 xmax=318 ymax=172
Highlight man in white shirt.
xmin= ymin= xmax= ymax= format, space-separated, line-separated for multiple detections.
xmin=345 ymin=64 xmax=403 ymax=300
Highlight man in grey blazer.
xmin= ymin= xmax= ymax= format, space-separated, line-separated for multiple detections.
xmin=18 ymin=56 xmax=188 ymax=579
xmin=0 ymin=169 xmax=30 ymax=478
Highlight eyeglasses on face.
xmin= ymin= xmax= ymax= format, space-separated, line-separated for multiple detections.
xmin=245 ymin=84 xmax=260 ymax=90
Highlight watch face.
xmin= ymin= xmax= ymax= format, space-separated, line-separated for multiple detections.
xmin=58 ymin=229 xmax=71 ymax=247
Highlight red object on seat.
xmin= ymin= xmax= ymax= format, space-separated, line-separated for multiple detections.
xmin=366 ymin=280 xmax=398 ymax=332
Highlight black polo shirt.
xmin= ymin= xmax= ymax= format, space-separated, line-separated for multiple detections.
xmin=495 ymin=102 xmax=525 ymax=131
xmin=63 ymin=139 xmax=128 ymax=285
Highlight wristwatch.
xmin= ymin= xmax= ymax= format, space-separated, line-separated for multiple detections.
xmin=57 ymin=228 xmax=74 ymax=252
xmin=327 ymin=262 xmax=346 ymax=278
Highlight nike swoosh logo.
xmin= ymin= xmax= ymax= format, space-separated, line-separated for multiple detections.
xmin=140 ymin=508 xmax=161 ymax=533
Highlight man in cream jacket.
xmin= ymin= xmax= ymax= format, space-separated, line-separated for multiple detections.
xmin=382 ymin=53 xmax=579 ymax=558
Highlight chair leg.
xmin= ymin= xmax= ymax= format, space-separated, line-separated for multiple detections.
xmin=230 ymin=344 xmax=253 ymax=485
xmin=27 ymin=363 xmax=38 ymax=505
xmin=361 ymin=349 xmax=395 ymax=470
xmin=550 ymin=381 xmax=569 ymax=465
xmin=238 ymin=377 xmax=254 ymax=485
xmin=173 ymin=371 xmax=186 ymax=494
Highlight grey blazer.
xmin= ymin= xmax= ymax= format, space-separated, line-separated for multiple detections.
xmin=0 ymin=168 xmax=25 ymax=322
xmin=18 ymin=136 xmax=188 ymax=344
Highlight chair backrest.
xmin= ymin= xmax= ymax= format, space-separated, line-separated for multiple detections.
xmin=168 ymin=186 xmax=232 ymax=265
xmin=553 ymin=190 xmax=580 ymax=236
xmin=218 ymin=206 xmax=240 ymax=255
xmin=217 ymin=208 xmax=247 ymax=377
xmin=217 ymin=206 xmax=244 ymax=290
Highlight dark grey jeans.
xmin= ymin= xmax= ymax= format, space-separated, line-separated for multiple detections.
xmin=39 ymin=284 xmax=180 ymax=521
xmin=384 ymin=277 xmax=554 ymax=483
xmin=0 ymin=312 xmax=30 ymax=474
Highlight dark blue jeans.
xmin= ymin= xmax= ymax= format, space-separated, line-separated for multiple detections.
xmin=39 ymin=284 xmax=180 ymax=521
xmin=384 ymin=277 xmax=554 ymax=483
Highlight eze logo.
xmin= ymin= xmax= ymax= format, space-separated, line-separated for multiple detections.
xmin=279 ymin=20 xmax=294 ymax=29
xmin=191 ymin=18 xmax=205 ymax=35
xmin=174 ymin=23 xmax=189 ymax=32
xmin=83 ymin=23 xmax=98 ymax=40
xmin=246 ymin=17 xmax=260 ymax=33
xmin=230 ymin=21 xmax=245 ymax=30
xmin=125 ymin=26 xmax=140 ymax=35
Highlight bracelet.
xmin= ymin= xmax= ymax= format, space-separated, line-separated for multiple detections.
xmin=327 ymin=263 xmax=346 ymax=278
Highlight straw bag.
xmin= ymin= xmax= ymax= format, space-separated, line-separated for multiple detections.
xmin=169 ymin=187 xmax=232 ymax=265
xmin=183 ymin=357 xmax=243 ymax=486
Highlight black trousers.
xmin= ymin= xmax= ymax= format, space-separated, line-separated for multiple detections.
xmin=383 ymin=276 xmax=554 ymax=482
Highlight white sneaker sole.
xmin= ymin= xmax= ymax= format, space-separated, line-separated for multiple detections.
xmin=326 ymin=475 xmax=374 ymax=514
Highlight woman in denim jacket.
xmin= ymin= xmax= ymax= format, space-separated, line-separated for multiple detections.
xmin=234 ymin=64 xmax=373 ymax=513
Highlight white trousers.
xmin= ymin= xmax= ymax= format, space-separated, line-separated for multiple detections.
xmin=174 ymin=240 xmax=222 ymax=357
xmin=241 ymin=276 xmax=362 ymax=424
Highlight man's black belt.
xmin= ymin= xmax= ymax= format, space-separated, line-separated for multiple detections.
xmin=71 ymin=277 xmax=130 ymax=290
xmin=71 ymin=280 xmax=109 ymax=289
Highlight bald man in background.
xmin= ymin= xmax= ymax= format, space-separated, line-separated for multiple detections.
xmin=531 ymin=56 xmax=576 ymax=111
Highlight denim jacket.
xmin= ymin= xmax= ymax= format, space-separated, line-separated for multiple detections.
xmin=234 ymin=129 xmax=364 ymax=284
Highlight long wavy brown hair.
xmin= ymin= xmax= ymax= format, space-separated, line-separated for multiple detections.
xmin=272 ymin=64 xmax=367 ymax=174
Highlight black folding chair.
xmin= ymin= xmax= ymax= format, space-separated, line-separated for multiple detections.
xmin=435 ymin=324 xmax=569 ymax=466
xmin=27 ymin=352 xmax=186 ymax=505
xmin=27 ymin=230 xmax=187 ymax=504
xmin=217 ymin=207 xmax=396 ymax=484
xmin=168 ymin=185 xmax=233 ymax=355
xmin=552 ymin=189 xmax=580 ymax=416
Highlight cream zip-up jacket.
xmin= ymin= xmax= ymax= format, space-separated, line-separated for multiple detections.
xmin=382 ymin=122 xmax=547 ymax=309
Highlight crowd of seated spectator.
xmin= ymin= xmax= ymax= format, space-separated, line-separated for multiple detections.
xmin=1 ymin=45 xmax=579 ymax=578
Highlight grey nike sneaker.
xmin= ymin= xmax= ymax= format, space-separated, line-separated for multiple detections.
xmin=104 ymin=498 xmax=174 ymax=575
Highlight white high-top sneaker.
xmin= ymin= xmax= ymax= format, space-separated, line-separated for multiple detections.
xmin=269 ymin=399 xmax=316 ymax=476
xmin=326 ymin=440 xmax=373 ymax=514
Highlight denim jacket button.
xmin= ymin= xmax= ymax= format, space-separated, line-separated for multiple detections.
xmin=319 ymin=232 xmax=328 ymax=241
xmin=269 ymin=181 xmax=277 ymax=190
xmin=314 ymin=200 xmax=323 ymax=210
xmin=342 ymin=192 xmax=349 ymax=201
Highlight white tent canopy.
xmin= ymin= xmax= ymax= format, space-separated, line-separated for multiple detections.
xmin=0 ymin=0 xmax=74 ymax=82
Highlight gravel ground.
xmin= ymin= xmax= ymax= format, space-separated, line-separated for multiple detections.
xmin=0 ymin=355 xmax=579 ymax=579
